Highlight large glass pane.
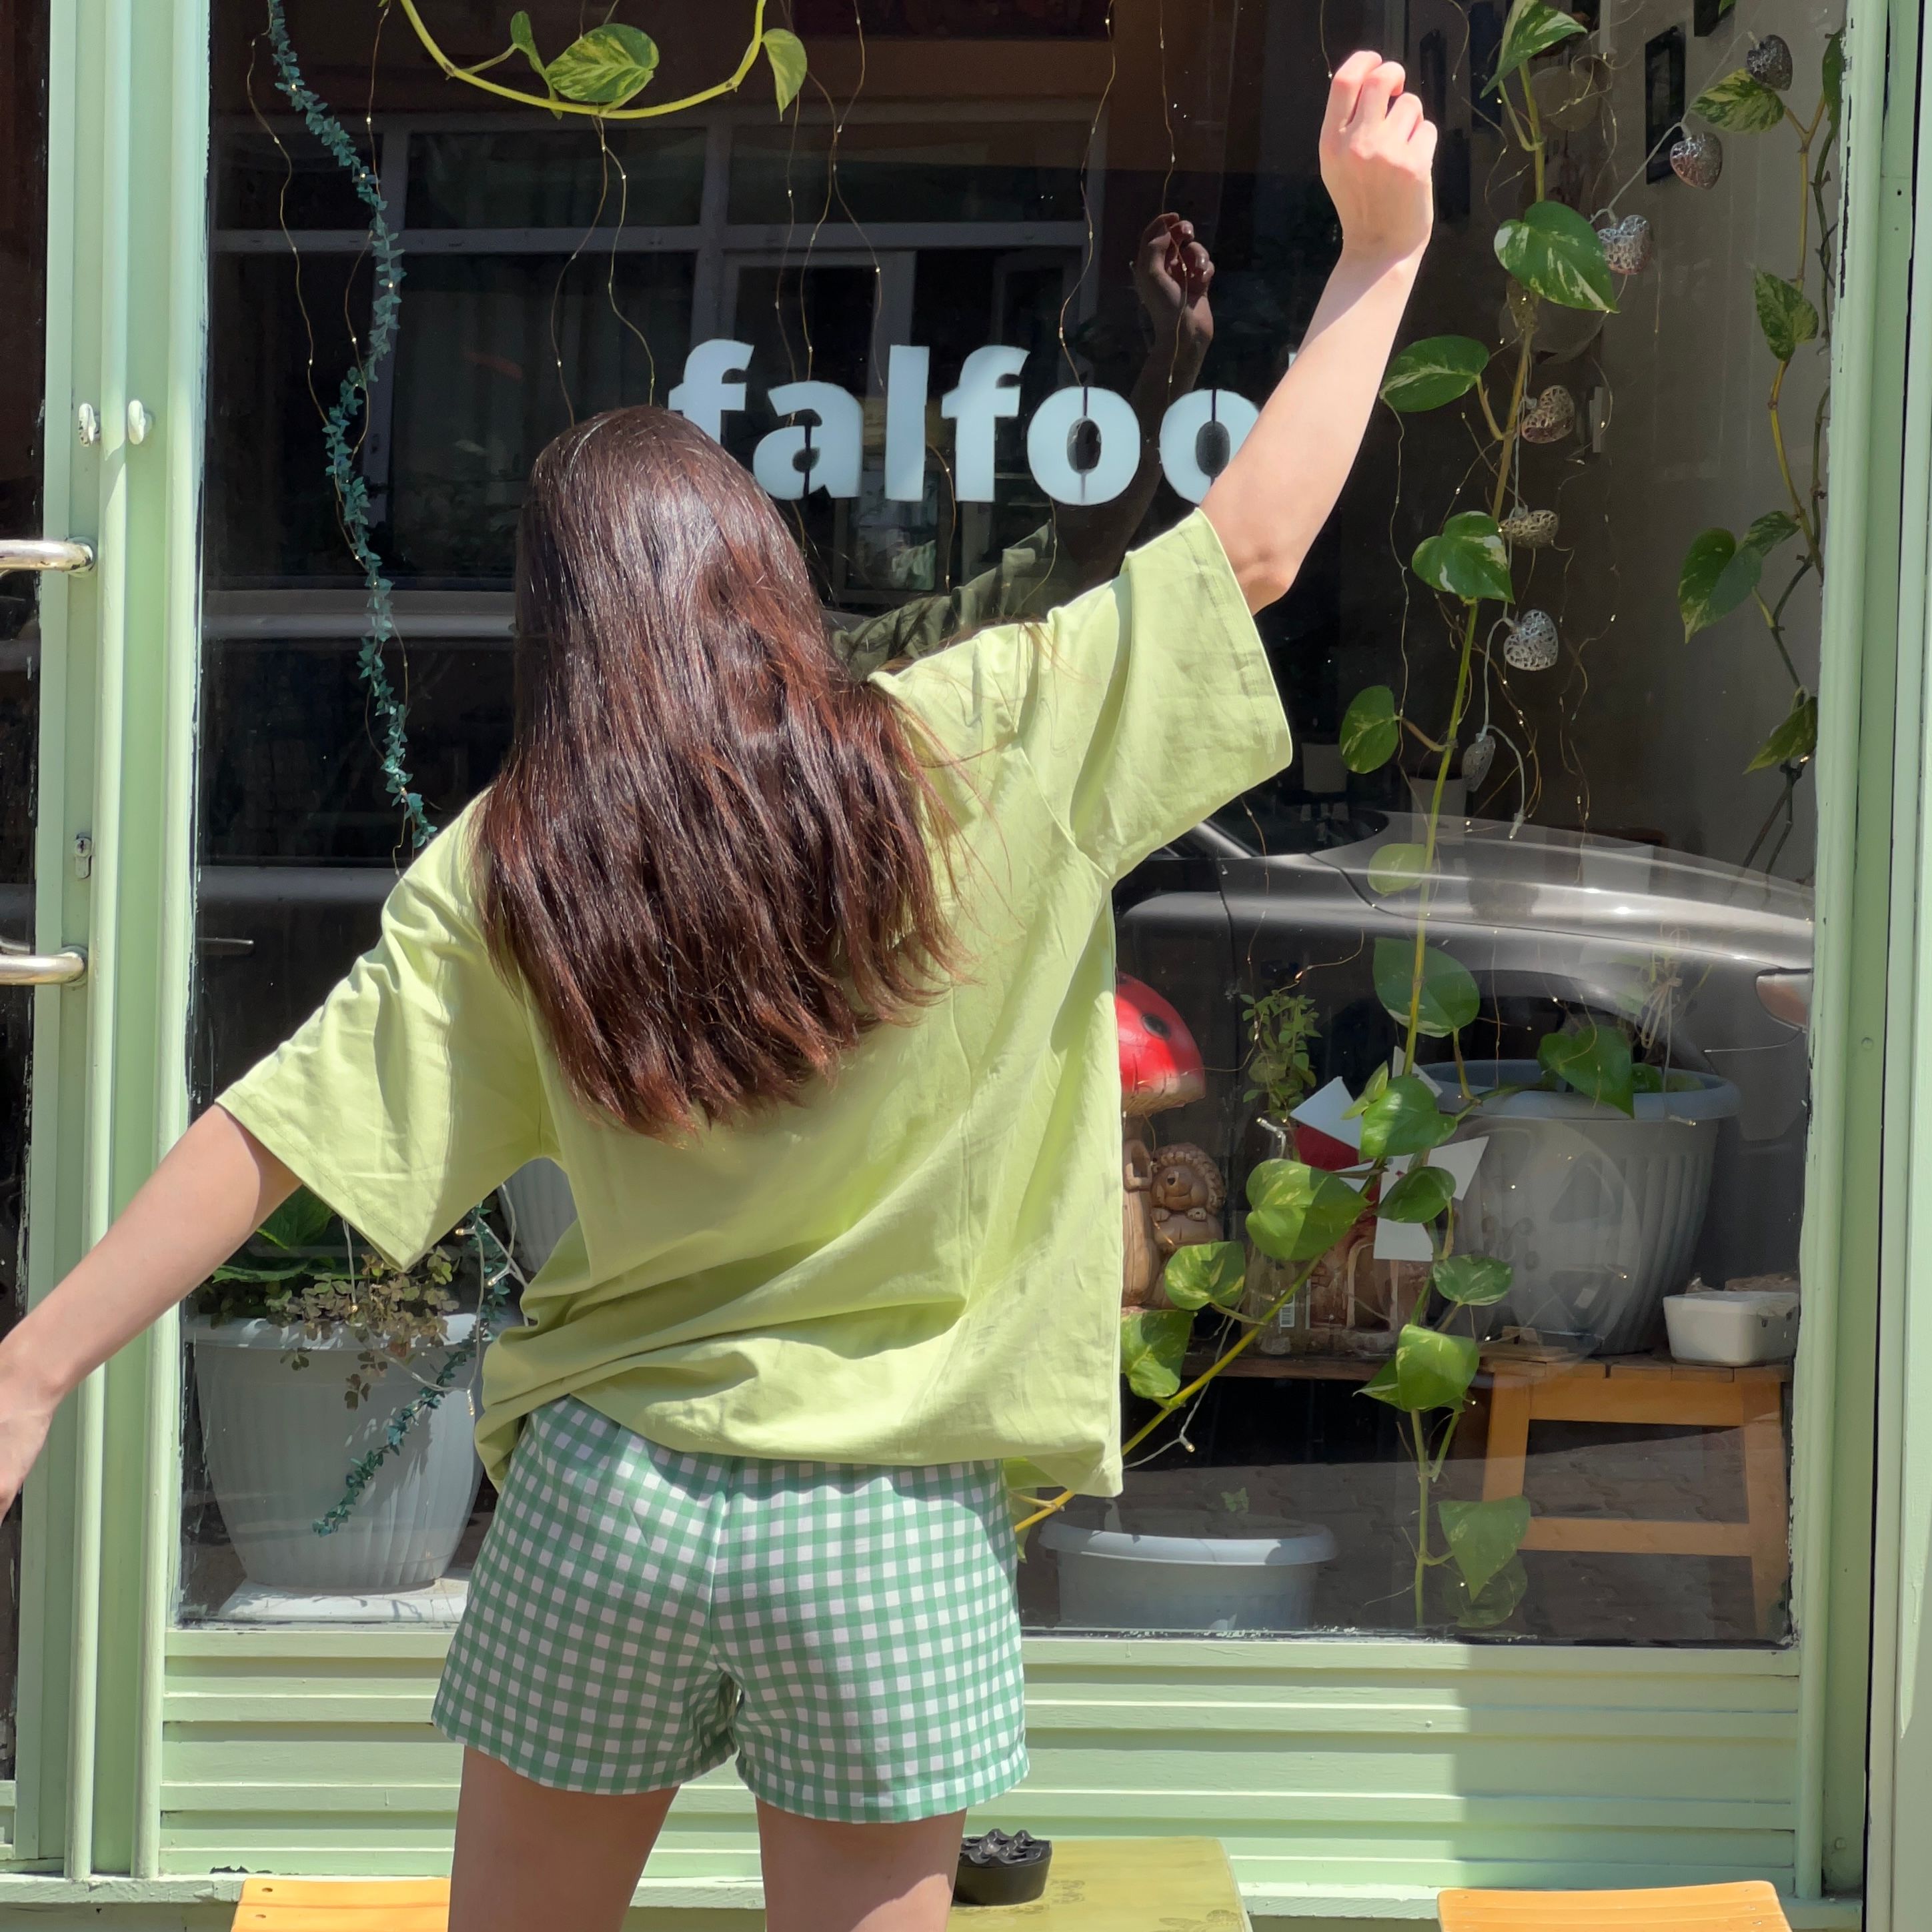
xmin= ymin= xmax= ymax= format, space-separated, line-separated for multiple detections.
xmin=189 ymin=0 xmax=1830 ymax=1645
xmin=0 ymin=0 xmax=47 ymax=1771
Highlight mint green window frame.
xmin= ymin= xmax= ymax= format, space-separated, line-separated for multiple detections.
xmin=2 ymin=0 xmax=1918 ymax=1919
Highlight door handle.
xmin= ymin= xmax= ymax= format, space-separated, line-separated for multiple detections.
xmin=0 ymin=948 xmax=87 ymax=986
xmin=0 ymin=538 xmax=94 ymax=574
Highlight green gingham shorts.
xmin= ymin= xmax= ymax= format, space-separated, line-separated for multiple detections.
xmin=433 ymin=1396 xmax=1028 ymax=1821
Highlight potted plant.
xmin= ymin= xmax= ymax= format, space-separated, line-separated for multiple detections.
xmin=185 ymin=1187 xmax=493 ymax=1595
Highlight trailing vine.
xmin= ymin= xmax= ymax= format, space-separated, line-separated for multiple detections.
xmin=265 ymin=0 xmax=430 ymax=852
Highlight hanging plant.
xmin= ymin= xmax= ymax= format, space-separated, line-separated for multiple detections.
xmin=390 ymin=3 xmax=808 ymax=120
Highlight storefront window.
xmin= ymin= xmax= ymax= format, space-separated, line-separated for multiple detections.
xmin=187 ymin=0 xmax=1828 ymax=1643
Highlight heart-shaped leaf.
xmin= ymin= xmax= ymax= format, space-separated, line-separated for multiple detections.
xmin=1747 ymin=689 xmax=1818 ymax=772
xmin=1246 ymin=1160 xmax=1364 ymax=1262
xmin=546 ymin=23 xmax=660 ymax=106
xmin=762 ymin=27 xmax=808 ymax=113
xmin=1439 ymin=1495 xmax=1533 ymax=1597
xmin=1380 ymin=335 xmax=1491 ymax=412
xmin=1491 ymin=0 xmax=1587 ymax=89
xmin=1431 ymin=1254 xmax=1515 ymax=1306
xmin=1374 ymin=938 xmax=1481 ymax=1038
xmin=1744 ymin=510 xmax=1801 ymax=556
xmin=1378 ymin=1162 xmax=1457 ymax=1224
xmin=509 ymin=9 xmax=548 ymax=81
xmin=1538 ymin=1020 xmax=1635 ymax=1114
xmin=1366 ymin=841 xmax=1429 ymax=896
xmin=1413 ymin=511 xmax=1515 ymax=604
xmin=1340 ymin=684 xmax=1400 ymax=774
xmin=1120 ymin=1307 xmax=1193 ymax=1400
xmin=1753 ymin=269 xmax=1820 ymax=363
xmin=1442 ymin=1552 xmax=1529 ymax=1628
xmin=1494 ymin=200 xmax=1617 ymax=314
xmin=1679 ymin=528 xmax=1761 ymax=638
xmin=1362 ymin=1323 xmax=1480 ymax=1413
xmin=1344 ymin=1064 xmax=1390 ymax=1120
xmin=1823 ymin=31 xmax=1844 ymax=145
xmin=1693 ymin=68 xmax=1787 ymax=132
xmin=1161 ymin=1240 xmax=1248 ymax=1312
xmin=1359 ymin=1074 xmax=1455 ymax=1160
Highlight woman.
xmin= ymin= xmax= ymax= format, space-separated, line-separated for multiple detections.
xmin=0 ymin=54 xmax=1433 ymax=1932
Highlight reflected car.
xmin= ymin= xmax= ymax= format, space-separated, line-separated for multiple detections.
xmin=1114 ymin=809 xmax=1813 ymax=1290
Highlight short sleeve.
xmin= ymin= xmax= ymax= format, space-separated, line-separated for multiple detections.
xmin=886 ymin=510 xmax=1292 ymax=878
xmin=216 ymin=809 xmax=546 ymax=1268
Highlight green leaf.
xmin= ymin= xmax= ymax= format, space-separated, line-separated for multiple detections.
xmin=1344 ymin=1063 xmax=1390 ymax=1120
xmin=1431 ymin=1254 xmax=1515 ymax=1306
xmin=1359 ymin=1075 xmax=1455 ymax=1160
xmin=1340 ymin=685 xmax=1399 ymax=774
xmin=1442 ymin=1552 xmax=1530 ymax=1629
xmin=211 ymin=1257 xmax=311 ymax=1284
xmin=1493 ymin=201 xmax=1617 ymax=314
xmin=1693 ymin=68 xmax=1787 ymax=132
xmin=1373 ymin=938 xmax=1481 ymax=1038
xmin=1120 ymin=1308 xmax=1193 ymax=1400
xmin=1678 ymin=528 xmax=1762 ymax=639
xmin=1747 ymin=689 xmax=1819 ymax=772
xmin=1439 ymin=1495 xmax=1533 ymax=1597
xmin=1366 ymin=842 xmax=1428 ymax=896
xmin=508 ymin=10 xmax=547 ymax=81
xmin=1753 ymin=269 xmax=1820 ymax=363
xmin=1537 ymin=1020 xmax=1635 ymax=1115
xmin=1377 ymin=1163 xmax=1457 ymax=1224
xmin=1380 ymin=335 xmax=1491 ymax=412
xmin=1491 ymin=0 xmax=1587 ymax=89
xmin=1412 ymin=511 xmax=1515 ymax=604
xmin=1161 ymin=1240 xmax=1248 ymax=1312
xmin=1246 ymin=1160 xmax=1365 ymax=1262
xmin=1743 ymin=510 xmax=1802 ymax=556
xmin=1631 ymin=1063 xmax=1665 ymax=1094
xmin=762 ymin=27 xmax=808 ymax=114
xmin=257 ymin=1186 xmax=333 ymax=1250
xmin=545 ymin=23 xmax=660 ymax=106
xmin=1823 ymin=31 xmax=1844 ymax=145
xmin=1361 ymin=1323 xmax=1480 ymax=1413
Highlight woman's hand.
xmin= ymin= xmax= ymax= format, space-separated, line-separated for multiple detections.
xmin=1319 ymin=51 xmax=1436 ymax=267
xmin=1133 ymin=213 xmax=1215 ymax=357
xmin=0 ymin=1378 xmax=53 ymax=1519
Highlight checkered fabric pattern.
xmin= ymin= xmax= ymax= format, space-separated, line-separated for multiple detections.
xmin=433 ymin=1396 xmax=1028 ymax=1821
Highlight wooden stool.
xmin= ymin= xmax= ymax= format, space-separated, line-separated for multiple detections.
xmin=233 ymin=1879 xmax=449 ymax=1929
xmin=1481 ymin=1357 xmax=1791 ymax=1639
xmin=230 ymin=1840 xmax=1248 ymax=1932
xmin=1438 ymin=1879 xmax=1791 ymax=1927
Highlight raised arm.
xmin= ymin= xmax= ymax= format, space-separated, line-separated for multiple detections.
xmin=0 ymin=1106 xmax=295 ymax=1515
xmin=1203 ymin=52 xmax=1436 ymax=613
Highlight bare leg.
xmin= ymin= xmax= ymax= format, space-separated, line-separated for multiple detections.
xmin=756 ymin=1801 xmax=964 ymax=1932
xmin=449 ymin=1747 xmax=678 ymax=1932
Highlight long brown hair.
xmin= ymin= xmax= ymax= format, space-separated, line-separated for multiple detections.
xmin=475 ymin=405 xmax=950 ymax=1138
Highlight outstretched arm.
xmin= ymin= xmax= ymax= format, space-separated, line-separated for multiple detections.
xmin=1204 ymin=52 xmax=1436 ymax=613
xmin=0 ymin=1106 xmax=294 ymax=1514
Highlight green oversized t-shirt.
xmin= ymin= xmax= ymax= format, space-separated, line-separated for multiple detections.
xmin=218 ymin=512 xmax=1290 ymax=1495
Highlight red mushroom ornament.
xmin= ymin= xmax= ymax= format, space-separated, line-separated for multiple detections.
xmin=1116 ymin=978 xmax=1210 ymax=1308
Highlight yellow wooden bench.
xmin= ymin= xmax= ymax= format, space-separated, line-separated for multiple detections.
xmin=231 ymin=1837 xmax=1248 ymax=1931
xmin=1437 ymin=1880 xmax=1792 ymax=1929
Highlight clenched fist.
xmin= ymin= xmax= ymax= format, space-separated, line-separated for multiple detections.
xmin=1320 ymin=51 xmax=1437 ymax=267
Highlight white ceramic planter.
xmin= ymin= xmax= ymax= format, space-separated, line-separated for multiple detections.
xmin=187 ymin=1312 xmax=482 ymax=1593
xmin=1040 ymin=1515 xmax=1337 ymax=1633
xmin=1663 ymin=1288 xmax=1800 ymax=1365
xmin=1451 ymin=1059 xmax=1740 ymax=1356
xmin=500 ymin=1158 xmax=578 ymax=1273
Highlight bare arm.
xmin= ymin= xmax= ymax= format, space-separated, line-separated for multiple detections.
xmin=1204 ymin=52 xmax=1438 ymax=613
xmin=0 ymin=1105 xmax=295 ymax=1513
